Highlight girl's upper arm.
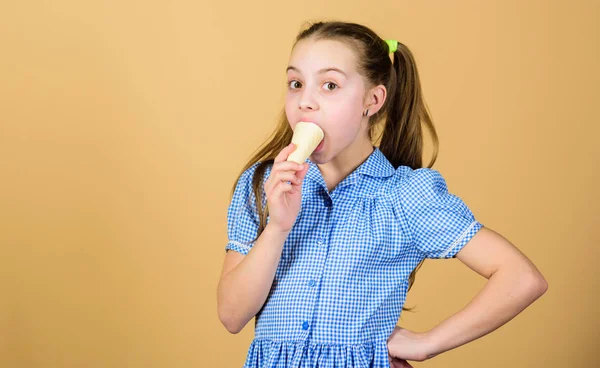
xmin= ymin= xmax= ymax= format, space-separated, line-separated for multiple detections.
xmin=220 ymin=249 xmax=245 ymax=278
xmin=455 ymin=226 xmax=543 ymax=280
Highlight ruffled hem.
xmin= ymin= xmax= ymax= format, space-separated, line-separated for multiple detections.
xmin=243 ymin=338 xmax=390 ymax=368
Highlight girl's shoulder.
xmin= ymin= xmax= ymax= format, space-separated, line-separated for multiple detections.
xmin=384 ymin=165 xmax=452 ymax=207
xmin=231 ymin=161 xmax=273 ymax=207
xmin=394 ymin=165 xmax=445 ymax=184
xmin=389 ymin=165 xmax=447 ymax=192
xmin=236 ymin=161 xmax=272 ymax=186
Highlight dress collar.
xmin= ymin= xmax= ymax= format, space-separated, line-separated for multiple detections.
xmin=304 ymin=147 xmax=395 ymax=190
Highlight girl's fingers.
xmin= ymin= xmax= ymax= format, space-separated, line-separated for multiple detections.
xmin=266 ymin=169 xmax=300 ymax=194
xmin=264 ymin=175 xmax=276 ymax=196
xmin=296 ymin=163 xmax=309 ymax=181
xmin=266 ymin=161 xmax=304 ymax=192
xmin=273 ymin=171 xmax=301 ymax=185
xmin=390 ymin=358 xmax=413 ymax=368
xmin=271 ymin=180 xmax=293 ymax=200
xmin=272 ymin=160 xmax=304 ymax=173
xmin=274 ymin=143 xmax=297 ymax=163
xmin=265 ymin=150 xmax=306 ymax=197
xmin=289 ymin=163 xmax=308 ymax=188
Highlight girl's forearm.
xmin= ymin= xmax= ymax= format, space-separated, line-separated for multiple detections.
xmin=217 ymin=223 xmax=289 ymax=334
xmin=423 ymin=267 xmax=548 ymax=358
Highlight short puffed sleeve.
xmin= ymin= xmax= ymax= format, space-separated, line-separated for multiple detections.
xmin=396 ymin=167 xmax=483 ymax=259
xmin=225 ymin=163 xmax=264 ymax=255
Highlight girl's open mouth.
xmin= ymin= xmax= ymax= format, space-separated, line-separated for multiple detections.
xmin=315 ymin=139 xmax=324 ymax=152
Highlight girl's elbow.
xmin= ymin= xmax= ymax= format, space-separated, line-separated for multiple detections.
xmin=223 ymin=320 xmax=244 ymax=335
xmin=526 ymin=269 xmax=548 ymax=297
xmin=535 ymin=274 xmax=549 ymax=296
xmin=217 ymin=287 xmax=245 ymax=334
xmin=218 ymin=301 xmax=252 ymax=334
xmin=218 ymin=307 xmax=244 ymax=334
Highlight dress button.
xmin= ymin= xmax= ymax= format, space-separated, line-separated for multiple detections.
xmin=324 ymin=197 xmax=332 ymax=207
xmin=302 ymin=321 xmax=309 ymax=330
xmin=317 ymin=237 xmax=324 ymax=246
xmin=308 ymin=280 xmax=316 ymax=287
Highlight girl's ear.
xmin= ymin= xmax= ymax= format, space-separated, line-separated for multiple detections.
xmin=363 ymin=84 xmax=387 ymax=116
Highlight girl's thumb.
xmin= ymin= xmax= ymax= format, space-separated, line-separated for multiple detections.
xmin=298 ymin=163 xmax=309 ymax=182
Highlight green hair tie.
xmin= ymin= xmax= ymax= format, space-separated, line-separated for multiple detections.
xmin=385 ymin=39 xmax=398 ymax=53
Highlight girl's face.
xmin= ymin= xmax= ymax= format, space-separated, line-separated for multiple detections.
xmin=285 ymin=38 xmax=371 ymax=164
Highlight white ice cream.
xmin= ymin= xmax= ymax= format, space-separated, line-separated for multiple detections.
xmin=287 ymin=122 xmax=324 ymax=164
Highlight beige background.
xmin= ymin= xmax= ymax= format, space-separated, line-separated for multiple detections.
xmin=1 ymin=0 xmax=598 ymax=367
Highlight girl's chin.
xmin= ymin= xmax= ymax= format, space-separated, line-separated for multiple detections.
xmin=309 ymin=151 xmax=329 ymax=165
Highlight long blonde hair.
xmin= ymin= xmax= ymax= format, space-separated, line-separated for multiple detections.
xmin=232 ymin=21 xmax=439 ymax=311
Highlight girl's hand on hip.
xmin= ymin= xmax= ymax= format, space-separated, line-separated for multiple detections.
xmin=387 ymin=326 xmax=436 ymax=367
xmin=263 ymin=143 xmax=309 ymax=233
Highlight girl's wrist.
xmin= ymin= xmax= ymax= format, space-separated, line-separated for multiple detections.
xmin=264 ymin=222 xmax=291 ymax=239
xmin=421 ymin=330 xmax=442 ymax=359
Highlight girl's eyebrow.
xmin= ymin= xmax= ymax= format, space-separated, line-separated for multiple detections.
xmin=286 ymin=66 xmax=347 ymax=77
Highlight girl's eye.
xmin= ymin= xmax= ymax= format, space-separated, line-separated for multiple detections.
xmin=288 ymin=80 xmax=302 ymax=89
xmin=324 ymin=82 xmax=338 ymax=91
xmin=287 ymin=80 xmax=338 ymax=91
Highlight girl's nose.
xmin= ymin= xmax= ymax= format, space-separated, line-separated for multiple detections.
xmin=299 ymin=90 xmax=318 ymax=111
xmin=299 ymin=102 xmax=314 ymax=111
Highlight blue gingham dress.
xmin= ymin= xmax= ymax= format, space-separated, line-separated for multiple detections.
xmin=225 ymin=147 xmax=483 ymax=367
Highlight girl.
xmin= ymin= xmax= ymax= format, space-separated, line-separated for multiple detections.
xmin=217 ymin=21 xmax=547 ymax=368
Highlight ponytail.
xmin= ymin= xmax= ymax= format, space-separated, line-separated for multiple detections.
xmin=379 ymin=42 xmax=438 ymax=170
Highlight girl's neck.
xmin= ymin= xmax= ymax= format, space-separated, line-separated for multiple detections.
xmin=317 ymin=138 xmax=374 ymax=193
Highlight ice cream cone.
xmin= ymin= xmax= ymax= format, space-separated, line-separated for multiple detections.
xmin=287 ymin=122 xmax=324 ymax=164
